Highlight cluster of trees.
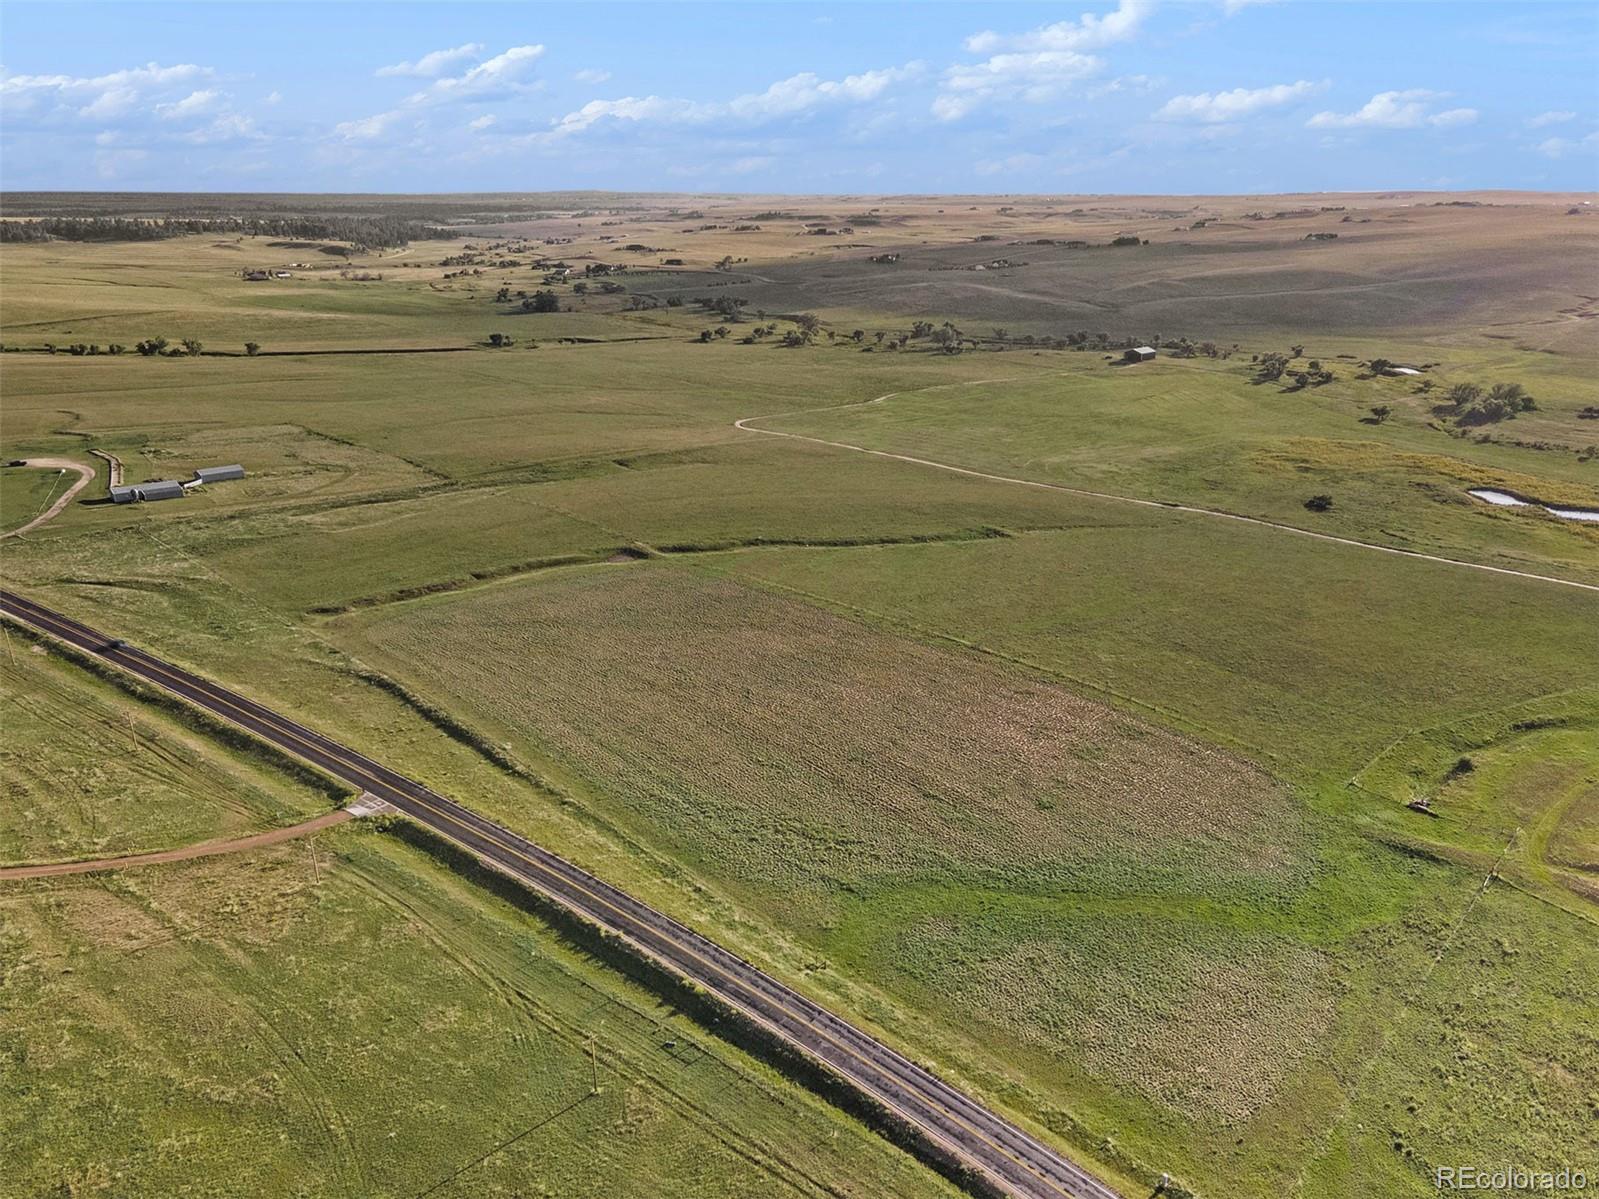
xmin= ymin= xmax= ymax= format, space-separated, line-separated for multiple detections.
xmin=1442 ymin=381 xmax=1537 ymax=426
xmin=41 ymin=342 xmax=124 ymax=356
xmin=0 ymin=214 xmax=433 ymax=249
xmin=1254 ymin=350 xmax=1334 ymax=387
xmin=692 ymin=295 xmax=750 ymax=321
xmin=1159 ymin=337 xmax=1233 ymax=360
xmin=132 ymin=336 xmax=204 ymax=356
xmin=502 ymin=290 xmax=560 ymax=313
xmin=34 ymin=337 xmax=261 ymax=357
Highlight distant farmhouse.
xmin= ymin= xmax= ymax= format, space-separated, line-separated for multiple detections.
xmin=1124 ymin=346 xmax=1157 ymax=363
xmin=110 ymin=464 xmax=246 ymax=504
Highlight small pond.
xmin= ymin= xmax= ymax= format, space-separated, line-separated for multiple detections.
xmin=1468 ymin=488 xmax=1599 ymax=523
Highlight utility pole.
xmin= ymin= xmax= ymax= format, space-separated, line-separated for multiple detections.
xmin=2 ymin=622 xmax=14 ymax=667
xmin=308 ymin=837 xmax=321 ymax=885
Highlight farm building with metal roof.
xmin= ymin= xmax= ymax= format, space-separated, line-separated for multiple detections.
xmin=110 ymin=480 xmax=187 ymax=504
xmin=193 ymin=464 xmax=246 ymax=483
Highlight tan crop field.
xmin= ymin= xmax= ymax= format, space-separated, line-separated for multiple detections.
xmin=2 ymin=189 xmax=1595 ymax=1199
xmin=336 ymin=564 xmax=1304 ymax=902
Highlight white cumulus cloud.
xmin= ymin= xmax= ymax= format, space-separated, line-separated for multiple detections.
xmin=1428 ymin=107 xmax=1478 ymax=128
xmin=934 ymin=50 xmax=1103 ymax=121
xmin=333 ymin=110 xmax=403 ymax=141
xmin=938 ymin=0 xmax=1148 ymax=121
xmin=1526 ymin=110 xmax=1575 ymax=128
xmin=376 ymin=43 xmax=484 ymax=78
xmin=1535 ymin=130 xmax=1598 ymax=158
xmin=1308 ymin=90 xmax=1477 ymax=130
xmin=1 ymin=61 xmax=216 ymax=125
xmin=156 ymin=88 xmax=222 ymax=120
xmin=545 ymin=63 xmax=922 ymax=138
xmin=965 ymin=0 xmax=1151 ymax=54
xmin=335 ymin=44 xmax=545 ymax=142
xmin=573 ymin=68 xmax=612 ymax=84
xmin=417 ymin=44 xmax=544 ymax=104
xmin=1155 ymin=80 xmax=1323 ymax=123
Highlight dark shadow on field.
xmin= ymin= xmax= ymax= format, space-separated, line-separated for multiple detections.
xmin=383 ymin=818 xmax=1012 ymax=1199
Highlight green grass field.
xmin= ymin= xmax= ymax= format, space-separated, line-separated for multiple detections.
xmin=2 ymin=207 xmax=1594 ymax=1199
xmin=2 ymin=826 xmax=957 ymax=1198
xmin=0 ymin=635 xmax=335 ymax=864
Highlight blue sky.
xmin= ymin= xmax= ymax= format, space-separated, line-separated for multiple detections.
xmin=3 ymin=1 xmax=1596 ymax=193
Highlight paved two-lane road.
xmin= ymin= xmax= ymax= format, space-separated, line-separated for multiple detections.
xmin=0 ymin=588 xmax=1123 ymax=1199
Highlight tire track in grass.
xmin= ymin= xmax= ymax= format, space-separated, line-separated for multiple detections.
xmin=341 ymin=848 xmax=877 ymax=1199
xmin=0 ymin=809 xmax=351 ymax=879
xmin=734 ymin=376 xmax=1599 ymax=595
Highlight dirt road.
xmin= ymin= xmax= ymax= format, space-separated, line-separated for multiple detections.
xmin=1 ymin=458 xmax=96 ymax=540
xmin=0 ymin=808 xmax=352 ymax=880
xmin=1 ymin=587 xmax=1123 ymax=1199
xmin=734 ymin=379 xmax=1599 ymax=595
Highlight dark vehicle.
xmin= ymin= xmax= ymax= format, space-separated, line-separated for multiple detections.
xmin=104 ymin=638 xmax=127 ymax=651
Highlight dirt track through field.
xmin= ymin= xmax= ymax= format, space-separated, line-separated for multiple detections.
xmin=90 ymin=448 xmax=123 ymax=487
xmin=734 ymin=379 xmax=1599 ymax=595
xmin=0 ymin=808 xmax=351 ymax=880
xmin=1 ymin=458 xmax=96 ymax=540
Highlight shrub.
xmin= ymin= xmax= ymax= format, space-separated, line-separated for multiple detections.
xmin=1304 ymin=494 xmax=1334 ymax=512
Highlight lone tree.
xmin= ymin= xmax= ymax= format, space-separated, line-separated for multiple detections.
xmin=1304 ymin=494 xmax=1334 ymax=512
xmin=180 ymin=338 xmax=203 ymax=356
xmin=1369 ymin=404 xmax=1393 ymax=424
xmin=244 ymin=341 xmax=261 ymax=356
